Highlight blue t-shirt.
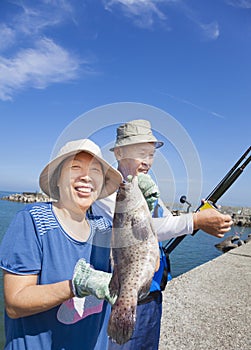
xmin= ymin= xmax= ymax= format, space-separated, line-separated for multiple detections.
xmin=0 ymin=202 xmax=112 ymax=350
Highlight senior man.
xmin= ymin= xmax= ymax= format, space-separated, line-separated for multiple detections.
xmin=87 ymin=119 xmax=232 ymax=350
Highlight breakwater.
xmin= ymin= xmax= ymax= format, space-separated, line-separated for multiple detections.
xmin=1 ymin=193 xmax=251 ymax=226
xmin=1 ymin=192 xmax=50 ymax=203
xmin=169 ymin=205 xmax=251 ymax=227
xmin=231 ymin=210 xmax=251 ymax=227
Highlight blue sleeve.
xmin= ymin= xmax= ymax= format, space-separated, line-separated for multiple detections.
xmin=0 ymin=209 xmax=42 ymax=275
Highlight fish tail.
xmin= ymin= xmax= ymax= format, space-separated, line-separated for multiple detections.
xmin=107 ymin=298 xmax=137 ymax=345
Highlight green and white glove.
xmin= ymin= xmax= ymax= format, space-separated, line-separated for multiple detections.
xmin=137 ymin=173 xmax=160 ymax=212
xmin=72 ymin=259 xmax=117 ymax=305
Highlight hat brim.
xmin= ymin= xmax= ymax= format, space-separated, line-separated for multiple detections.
xmin=110 ymin=139 xmax=164 ymax=151
xmin=39 ymin=149 xmax=122 ymax=200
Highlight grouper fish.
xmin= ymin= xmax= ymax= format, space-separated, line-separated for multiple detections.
xmin=107 ymin=176 xmax=159 ymax=345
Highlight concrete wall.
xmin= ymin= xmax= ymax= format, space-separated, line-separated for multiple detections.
xmin=159 ymin=243 xmax=251 ymax=350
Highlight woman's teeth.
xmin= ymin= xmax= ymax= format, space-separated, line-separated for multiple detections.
xmin=76 ymin=187 xmax=92 ymax=193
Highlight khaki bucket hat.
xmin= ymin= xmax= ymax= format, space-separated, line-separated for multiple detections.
xmin=39 ymin=139 xmax=122 ymax=200
xmin=110 ymin=119 xmax=164 ymax=151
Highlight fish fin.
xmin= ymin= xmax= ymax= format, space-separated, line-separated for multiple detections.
xmin=107 ymin=299 xmax=137 ymax=345
xmin=109 ymin=264 xmax=120 ymax=297
xmin=138 ymin=279 xmax=152 ymax=301
xmin=155 ymin=257 xmax=160 ymax=271
xmin=138 ymin=289 xmax=150 ymax=301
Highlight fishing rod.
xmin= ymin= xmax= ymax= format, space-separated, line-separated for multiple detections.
xmin=164 ymin=146 xmax=251 ymax=255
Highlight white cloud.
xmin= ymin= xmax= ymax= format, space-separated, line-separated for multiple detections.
xmin=0 ymin=24 xmax=16 ymax=52
xmin=11 ymin=0 xmax=75 ymax=36
xmin=0 ymin=38 xmax=82 ymax=101
xmin=161 ymin=91 xmax=225 ymax=119
xmin=103 ymin=0 xmax=220 ymax=39
xmin=199 ymin=21 xmax=220 ymax=40
xmin=174 ymin=1 xmax=220 ymax=41
xmin=104 ymin=0 xmax=167 ymax=28
xmin=225 ymin=0 xmax=251 ymax=8
xmin=0 ymin=1 xmax=90 ymax=101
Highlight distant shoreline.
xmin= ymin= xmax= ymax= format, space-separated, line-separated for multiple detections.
xmin=1 ymin=192 xmax=251 ymax=227
xmin=169 ymin=204 xmax=251 ymax=227
xmin=1 ymin=192 xmax=50 ymax=203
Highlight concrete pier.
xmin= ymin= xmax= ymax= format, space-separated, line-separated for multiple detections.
xmin=159 ymin=243 xmax=251 ymax=350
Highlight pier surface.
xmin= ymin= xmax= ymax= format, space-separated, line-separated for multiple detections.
xmin=160 ymin=243 xmax=251 ymax=350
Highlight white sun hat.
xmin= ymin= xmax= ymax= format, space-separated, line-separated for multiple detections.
xmin=39 ymin=139 xmax=122 ymax=200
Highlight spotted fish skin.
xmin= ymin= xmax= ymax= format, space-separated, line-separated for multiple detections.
xmin=107 ymin=176 xmax=159 ymax=345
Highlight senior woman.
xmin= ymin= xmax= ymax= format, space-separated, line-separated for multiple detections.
xmin=0 ymin=139 xmax=122 ymax=350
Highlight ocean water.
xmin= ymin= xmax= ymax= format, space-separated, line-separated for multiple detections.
xmin=0 ymin=192 xmax=26 ymax=348
xmin=0 ymin=191 xmax=250 ymax=348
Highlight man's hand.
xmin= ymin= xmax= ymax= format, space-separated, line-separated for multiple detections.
xmin=193 ymin=209 xmax=233 ymax=238
xmin=72 ymin=259 xmax=116 ymax=305
xmin=137 ymin=173 xmax=160 ymax=212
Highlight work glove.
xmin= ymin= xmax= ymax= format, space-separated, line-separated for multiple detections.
xmin=137 ymin=173 xmax=160 ymax=212
xmin=72 ymin=258 xmax=117 ymax=305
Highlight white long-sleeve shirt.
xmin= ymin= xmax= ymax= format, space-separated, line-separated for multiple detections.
xmin=92 ymin=194 xmax=194 ymax=242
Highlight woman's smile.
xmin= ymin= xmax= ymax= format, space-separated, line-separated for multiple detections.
xmin=75 ymin=184 xmax=93 ymax=195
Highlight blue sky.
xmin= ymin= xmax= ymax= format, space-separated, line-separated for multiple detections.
xmin=0 ymin=0 xmax=250 ymax=208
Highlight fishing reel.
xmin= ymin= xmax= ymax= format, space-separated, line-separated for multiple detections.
xmin=180 ymin=195 xmax=218 ymax=213
xmin=180 ymin=195 xmax=192 ymax=213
